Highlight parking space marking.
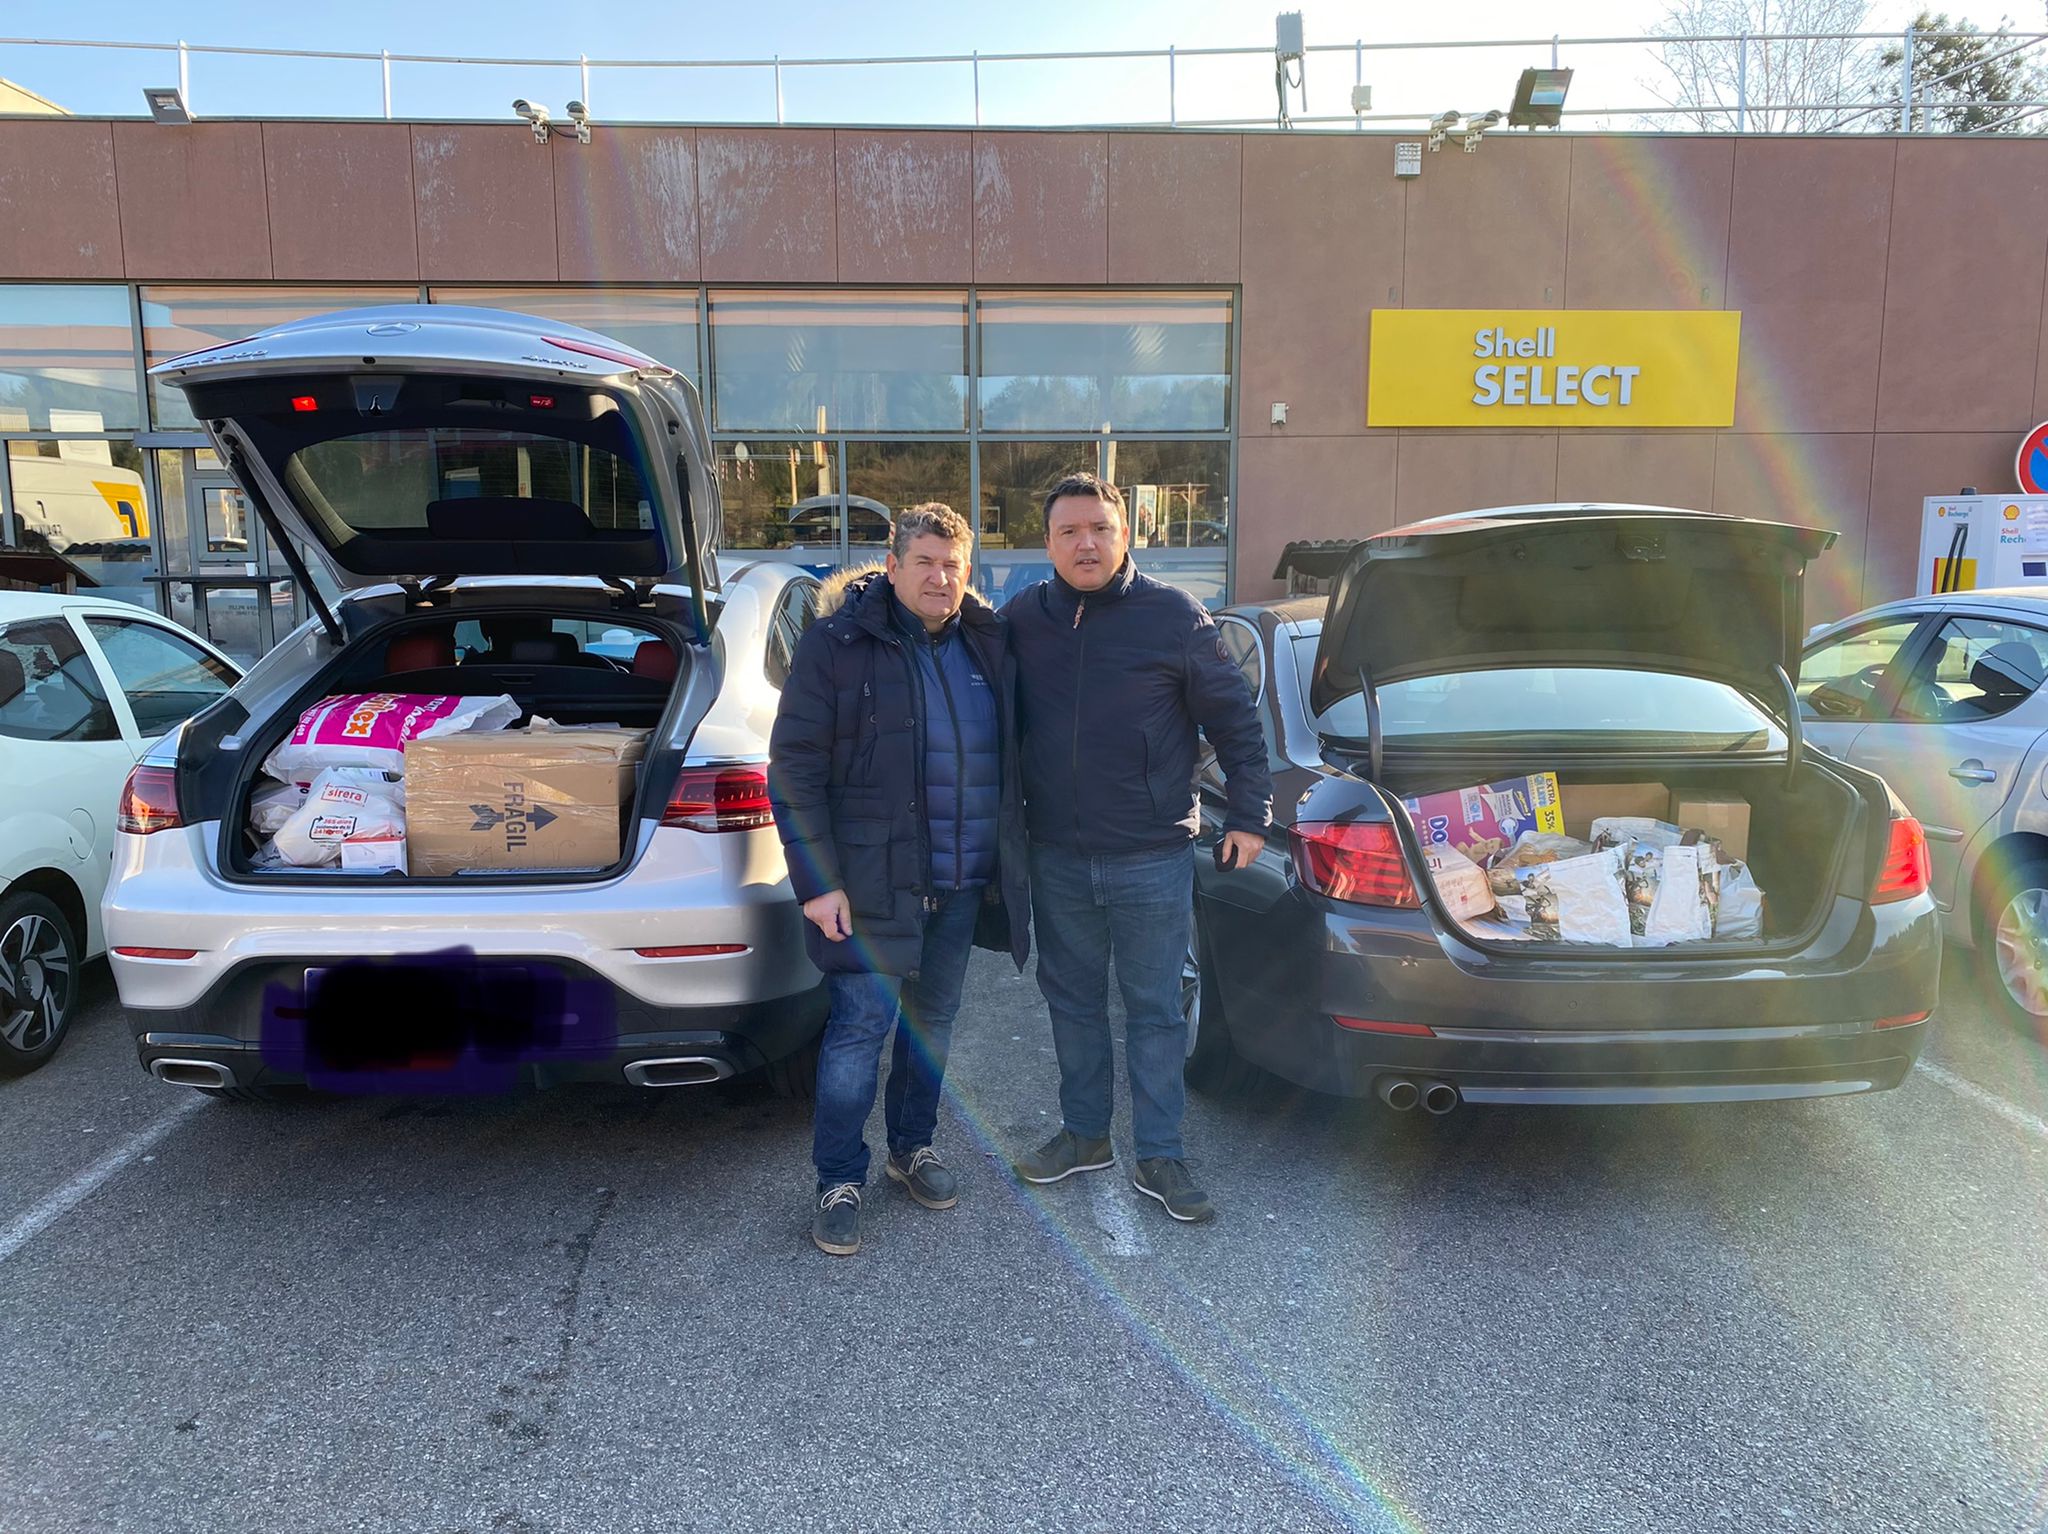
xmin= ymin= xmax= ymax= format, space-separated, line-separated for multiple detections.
xmin=1089 ymin=1176 xmax=1153 ymax=1257
xmin=1914 ymin=1060 xmax=2048 ymax=1142
xmin=0 ymin=1096 xmax=206 ymax=1265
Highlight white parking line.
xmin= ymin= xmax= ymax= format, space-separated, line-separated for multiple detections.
xmin=0 ymin=1096 xmax=206 ymax=1265
xmin=1089 ymin=1175 xmax=1153 ymax=1257
xmin=1914 ymin=1060 xmax=2048 ymax=1142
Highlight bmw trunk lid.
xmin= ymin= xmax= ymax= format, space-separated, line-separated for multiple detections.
xmin=148 ymin=305 xmax=720 ymax=630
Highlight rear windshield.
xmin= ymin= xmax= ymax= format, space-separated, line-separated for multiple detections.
xmin=1295 ymin=640 xmax=1785 ymax=751
xmin=286 ymin=426 xmax=655 ymax=537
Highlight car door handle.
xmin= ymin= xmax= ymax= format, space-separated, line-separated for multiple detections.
xmin=1949 ymin=761 xmax=1998 ymax=784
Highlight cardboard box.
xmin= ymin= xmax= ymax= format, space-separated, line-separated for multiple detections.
xmin=1670 ymin=791 xmax=1751 ymax=861
xmin=1401 ymin=772 xmax=1564 ymax=866
xmin=1560 ymin=782 xmax=1668 ymax=839
xmin=404 ymin=725 xmax=649 ymax=875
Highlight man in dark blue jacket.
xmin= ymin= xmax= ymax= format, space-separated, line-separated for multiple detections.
xmin=1005 ymin=473 xmax=1271 ymax=1224
xmin=768 ymin=504 xmax=1029 ymax=1257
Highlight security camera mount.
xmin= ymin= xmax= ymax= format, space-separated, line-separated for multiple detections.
xmin=1426 ymin=110 xmax=1461 ymax=152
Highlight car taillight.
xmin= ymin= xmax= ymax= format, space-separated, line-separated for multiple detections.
xmin=662 ymin=765 xmax=774 ymax=833
xmin=118 ymin=765 xmax=183 ymax=835
xmin=1871 ymin=816 xmax=1931 ymax=904
xmin=1289 ymin=821 xmax=1420 ymax=907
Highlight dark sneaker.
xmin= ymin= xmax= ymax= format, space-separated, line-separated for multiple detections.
xmin=1012 ymin=1128 xmax=1115 ymax=1185
xmin=1133 ymin=1158 xmax=1215 ymax=1224
xmin=812 ymin=1183 xmax=862 ymax=1256
xmin=886 ymin=1145 xmax=959 ymax=1210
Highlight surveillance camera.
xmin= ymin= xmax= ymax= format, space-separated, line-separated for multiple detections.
xmin=566 ymin=99 xmax=588 ymax=119
xmin=1429 ymin=110 xmax=1461 ymax=133
xmin=1474 ymin=108 xmax=1504 ymax=128
xmin=513 ymin=99 xmax=553 ymax=143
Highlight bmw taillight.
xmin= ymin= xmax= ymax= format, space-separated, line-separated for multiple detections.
xmin=1871 ymin=816 xmax=1931 ymax=904
xmin=117 ymin=764 xmax=183 ymax=835
xmin=662 ymin=765 xmax=775 ymax=833
xmin=1289 ymin=821 xmax=1420 ymax=907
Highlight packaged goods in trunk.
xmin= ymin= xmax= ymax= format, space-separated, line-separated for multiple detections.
xmin=404 ymin=722 xmax=649 ymax=875
xmin=270 ymin=767 xmax=407 ymax=868
xmin=340 ymin=835 xmax=407 ymax=874
xmin=1669 ymin=791 xmax=1752 ymax=861
xmin=263 ymin=691 xmax=519 ymax=783
xmin=1400 ymin=772 xmax=1564 ymax=865
xmin=1420 ymin=844 xmax=1498 ymax=922
xmin=1561 ymin=782 xmax=1668 ymax=839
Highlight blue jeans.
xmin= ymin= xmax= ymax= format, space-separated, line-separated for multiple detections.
xmin=812 ymin=886 xmax=983 ymax=1189
xmin=1029 ymin=841 xmax=1194 ymax=1163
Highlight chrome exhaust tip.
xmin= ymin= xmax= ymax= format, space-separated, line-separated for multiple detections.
xmin=1376 ymin=1076 xmax=1419 ymax=1112
xmin=1421 ymin=1080 xmax=1460 ymax=1115
xmin=623 ymin=1056 xmax=734 ymax=1088
xmin=150 ymin=1058 xmax=234 ymax=1090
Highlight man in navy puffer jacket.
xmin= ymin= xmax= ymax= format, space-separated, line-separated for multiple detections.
xmin=768 ymin=504 xmax=1028 ymax=1258
xmin=1005 ymin=473 xmax=1271 ymax=1224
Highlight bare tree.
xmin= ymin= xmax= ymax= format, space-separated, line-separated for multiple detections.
xmin=1649 ymin=0 xmax=1874 ymax=131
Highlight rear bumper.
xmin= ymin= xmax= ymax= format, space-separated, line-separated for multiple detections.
xmin=1221 ymin=890 xmax=1942 ymax=1105
xmin=129 ymin=953 xmax=828 ymax=1093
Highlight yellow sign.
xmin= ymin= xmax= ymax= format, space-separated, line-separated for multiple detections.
xmin=94 ymin=479 xmax=148 ymax=538
xmin=1367 ymin=310 xmax=1742 ymax=428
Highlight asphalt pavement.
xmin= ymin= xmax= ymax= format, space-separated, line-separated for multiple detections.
xmin=4 ymin=950 xmax=2048 ymax=1534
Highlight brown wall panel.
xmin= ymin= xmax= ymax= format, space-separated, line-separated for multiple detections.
xmin=0 ymin=121 xmax=122 ymax=279
xmin=411 ymin=127 xmax=557 ymax=283
xmin=113 ymin=123 xmax=271 ymax=280
xmin=1565 ymin=137 xmax=1734 ymax=309
xmin=1108 ymin=133 xmax=1241 ymax=285
xmin=1395 ymin=433 xmax=1558 ymax=522
xmin=265 ymin=123 xmax=417 ymax=283
xmin=1238 ymin=135 xmax=1398 ymax=441
xmin=835 ymin=131 xmax=972 ymax=284
xmin=1868 ymin=433 xmax=2019 ymax=602
xmin=554 ymin=129 xmax=699 ymax=283
xmin=1555 ymin=433 xmax=1718 ymax=511
xmin=1877 ymin=140 xmax=2048 ymax=435
xmin=1712 ymin=433 xmax=1874 ymax=622
xmin=697 ymin=129 xmax=836 ymax=283
xmin=973 ymin=133 xmax=1107 ymax=284
xmin=1402 ymin=138 xmax=1571 ymax=310
xmin=1234 ymin=434 xmax=1399 ymax=600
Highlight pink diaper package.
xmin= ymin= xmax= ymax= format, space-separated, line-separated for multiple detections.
xmin=262 ymin=692 xmax=520 ymax=782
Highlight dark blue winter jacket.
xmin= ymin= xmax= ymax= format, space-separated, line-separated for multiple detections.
xmin=1003 ymin=558 xmax=1272 ymax=855
xmin=894 ymin=599 xmax=1001 ymax=890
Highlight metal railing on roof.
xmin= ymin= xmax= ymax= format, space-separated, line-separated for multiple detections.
xmin=2 ymin=26 xmax=2045 ymax=135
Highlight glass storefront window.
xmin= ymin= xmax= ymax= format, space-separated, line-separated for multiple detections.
xmin=842 ymin=442 xmax=971 ymax=555
xmin=715 ymin=437 xmax=838 ymax=554
xmin=710 ymin=290 xmax=968 ymax=434
xmin=978 ymin=291 xmax=1232 ymax=434
xmin=6 ymin=440 xmax=156 ymax=610
xmin=978 ymin=440 xmax=1098 ymax=555
xmin=1108 ymin=440 xmax=1230 ymax=553
xmin=141 ymin=286 xmax=416 ymax=429
xmin=429 ymin=287 xmax=701 ymax=385
xmin=0 ymin=285 xmax=141 ymax=433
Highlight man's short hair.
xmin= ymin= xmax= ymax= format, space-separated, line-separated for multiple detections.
xmin=1041 ymin=472 xmax=1126 ymax=526
xmin=891 ymin=502 xmax=972 ymax=560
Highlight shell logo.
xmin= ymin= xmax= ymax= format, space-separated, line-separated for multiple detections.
xmin=2008 ymin=504 xmax=2023 ymax=520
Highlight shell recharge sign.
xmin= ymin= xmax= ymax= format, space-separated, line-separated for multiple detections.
xmin=1366 ymin=310 xmax=1742 ymax=427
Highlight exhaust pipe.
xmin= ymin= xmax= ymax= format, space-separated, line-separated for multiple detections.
xmin=1420 ymin=1080 xmax=1460 ymax=1115
xmin=1376 ymin=1076 xmax=1419 ymax=1112
xmin=150 ymin=1058 xmax=234 ymax=1090
xmin=623 ymin=1056 xmax=734 ymax=1088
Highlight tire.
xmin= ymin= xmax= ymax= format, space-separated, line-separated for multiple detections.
xmin=760 ymin=1032 xmax=822 ymax=1101
xmin=0 ymin=891 xmax=82 ymax=1076
xmin=1183 ymin=914 xmax=1262 ymax=1098
xmin=1982 ymin=855 xmax=2048 ymax=1032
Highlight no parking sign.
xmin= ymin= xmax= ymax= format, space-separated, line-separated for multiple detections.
xmin=2019 ymin=421 xmax=2048 ymax=494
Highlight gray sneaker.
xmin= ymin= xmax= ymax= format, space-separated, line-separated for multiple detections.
xmin=812 ymin=1183 xmax=862 ymax=1256
xmin=1133 ymin=1158 xmax=1215 ymax=1223
xmin=886 ymin=1145 xmax=959 ymax=1210
xmin=1012 ymin=1128 xmax=1115 ymax=1185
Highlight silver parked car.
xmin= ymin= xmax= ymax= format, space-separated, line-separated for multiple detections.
xmin=1800 ymin=588 xmax=2048 ymax=1024
xmin=103 ymin=305 xmax=828 ymax=1099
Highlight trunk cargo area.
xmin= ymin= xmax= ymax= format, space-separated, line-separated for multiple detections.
xmin=1380 ymin=759 xmax=1876 ymax=954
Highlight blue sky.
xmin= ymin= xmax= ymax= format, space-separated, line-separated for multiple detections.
xmin=1 ymin=0 xmax=1926 ymax=128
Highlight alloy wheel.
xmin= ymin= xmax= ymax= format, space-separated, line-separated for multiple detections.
xmin=1994 ymin=886 xmax=2048 ymax=1019
xmin=1181 ymin=941 xmax=1202 ymax=1058
xmin=0 ymin=912 xmax=73 ymax=1054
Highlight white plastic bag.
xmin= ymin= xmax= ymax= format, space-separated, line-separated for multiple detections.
xmin=1715 ymin=860 xmax=1766 ymax=941
xmin=1591 ymin=816 xmax=1683 ymax=855
xmin=1522 ymin=849 xmax=1631 ymax=944
xmin=250 ymin=776 xmax=307 ymax=836
xmin=263 ymin=692 xmax=519 ymax=781
xmin=273 ymin=767 xmax=407 ymax=867
xmin=1642 ymin=844 xmax=1715 ymax=945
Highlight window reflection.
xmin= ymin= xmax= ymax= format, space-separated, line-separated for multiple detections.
xmin=978 ymin=291 xmax=1231 ymax=433
xmin=6 ymin=440 xmax=156 ymax=611
xmin=843 ymin=442 xmax=970 ymax=552
xmin=710 ymin=290 xmax=968 ymax=433
xmin=429 ymin=287 xmax=701 ymax=384
xmin=715 ymin=438 xmax=837 ymax=553
xmin=0 ymin=285 xmax=140 ymax=433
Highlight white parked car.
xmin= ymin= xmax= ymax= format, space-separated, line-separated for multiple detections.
xmin=0 ymin=592 xmax=239 ymax=1071
xmin=1801 ymin=588 xmax=2048 ymax=1024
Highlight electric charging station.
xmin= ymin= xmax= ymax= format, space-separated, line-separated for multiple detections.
xmin=1918 ymin=493 xmax=2048 ymax=595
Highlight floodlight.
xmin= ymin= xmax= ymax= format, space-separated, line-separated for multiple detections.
xmin=1508 ymin=67 xmax=1573 ymax=128
xmin=143 ymin=87 xmax=190 ymax=125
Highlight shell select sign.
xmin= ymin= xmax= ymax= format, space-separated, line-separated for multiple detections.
xmin=1366 ymin=310 xmax=1742 ymax=427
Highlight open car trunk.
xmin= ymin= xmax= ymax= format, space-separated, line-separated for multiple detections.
xmin=1370 ymin=754 xmax=1883 ymax=956
xmin=212 ymin=607 xmax=693 ymax=886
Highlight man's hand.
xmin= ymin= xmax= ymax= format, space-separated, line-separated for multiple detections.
xmin=1217 ymin=830 xmax=1265 ymax=872
xmin=804 ymin=890 xmax=852 ymax=941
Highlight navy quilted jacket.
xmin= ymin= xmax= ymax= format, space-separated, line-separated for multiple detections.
xmin=897 ymin=601 xmax=1002 ymax=890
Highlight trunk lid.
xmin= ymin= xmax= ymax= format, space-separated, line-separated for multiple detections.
xmin=1309 ymin=505 xmax=1835 ymax=717
xmin=148 ymin=305 xmax=720 ymax=612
